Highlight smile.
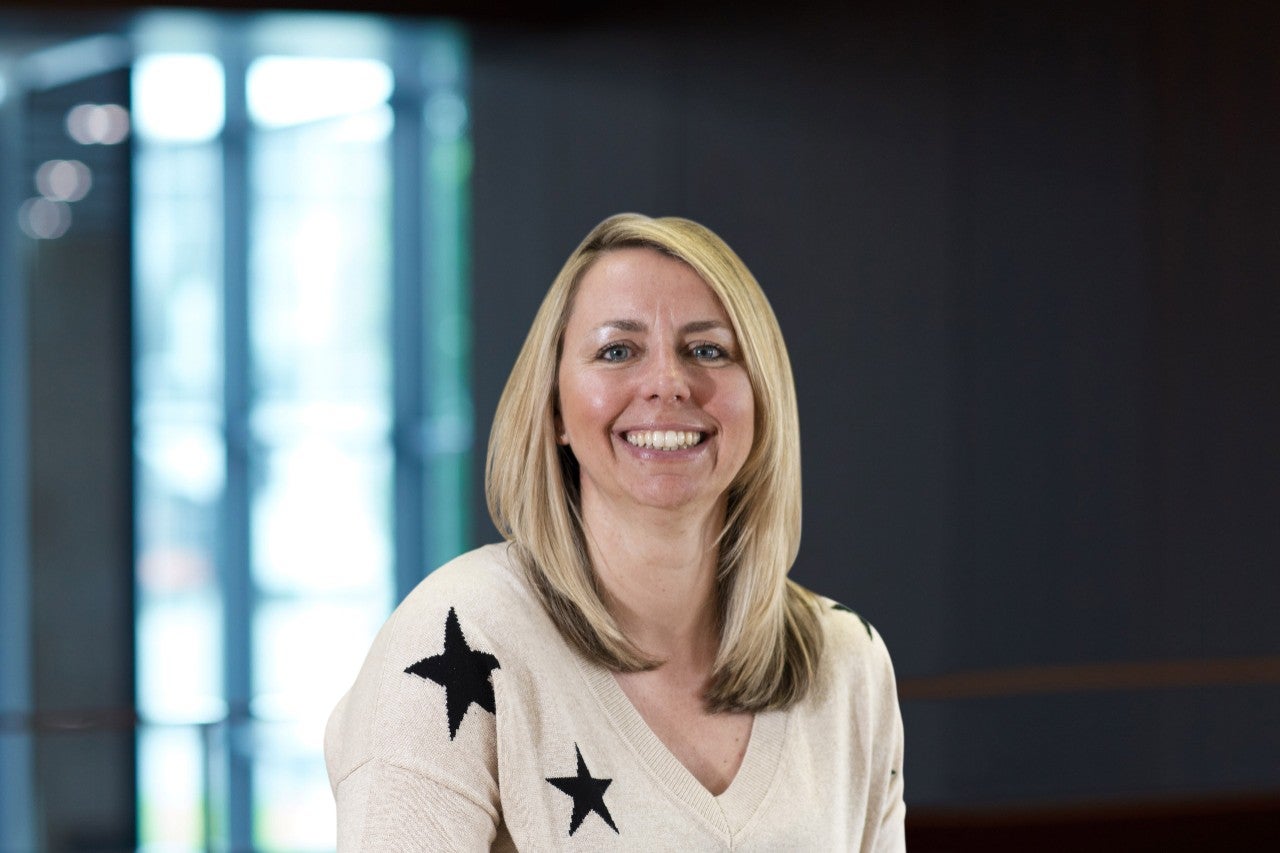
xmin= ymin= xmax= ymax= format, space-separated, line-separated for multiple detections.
xmin=624 ymin=430 xmax=705 ymax=451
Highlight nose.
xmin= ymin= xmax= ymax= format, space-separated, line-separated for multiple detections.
xmin=643 ymin=347 xmax=691 ymax=402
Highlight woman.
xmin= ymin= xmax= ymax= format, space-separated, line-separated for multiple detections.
xmin=325 ymin=214 xmax=906 ymax=850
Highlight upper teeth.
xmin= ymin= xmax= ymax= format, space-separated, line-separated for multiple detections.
xmin=626 ymin=430 xmax=704 ymax=451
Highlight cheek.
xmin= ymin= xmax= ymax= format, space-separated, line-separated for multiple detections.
xmin=714 ymin=374 xmax=756 ymax=450
xmin=559 ymin=371 xmax=622 ymax=432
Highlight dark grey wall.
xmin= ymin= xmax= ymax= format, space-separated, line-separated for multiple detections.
xmin=469 ymin=1 xmax=1280 ymax=809
xmin=10 ymin=66 xmax=136 ymax=852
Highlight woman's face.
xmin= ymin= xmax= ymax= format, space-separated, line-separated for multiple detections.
xmin=556 ymin=247 xmax=755 ymax=518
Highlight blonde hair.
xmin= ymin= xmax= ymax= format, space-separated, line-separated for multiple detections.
xmin=486 ymin=213 xmax=822 ymax=712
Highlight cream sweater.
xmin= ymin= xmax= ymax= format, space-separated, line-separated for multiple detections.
xmin=325 ymin=544 xmax=906 ymax=851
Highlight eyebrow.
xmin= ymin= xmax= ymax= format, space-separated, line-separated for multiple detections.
xmin=593 ymin=319 xmax=732 ymax=334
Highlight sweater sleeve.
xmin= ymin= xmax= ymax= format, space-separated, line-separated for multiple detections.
xmin=333 ymin=757 xmax=499 ymax=851
xmin=871 ymin=687 xmax=906 ymax=852
xmin=868 ymin=633 xmax=907 ymax=853
xmin=326 ymin=556 xmax=513 ymax=851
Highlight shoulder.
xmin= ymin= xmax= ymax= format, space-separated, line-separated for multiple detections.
xmin=324 ymin=544 xmax=549 ymax=792
xmin=370 ymin=543 xmax=546 ymax=685
xmin=811 ymin=596 xmax=906 ymax=846
xmin=394 ymin=543 xmax=536 ymax=636
xmin=351 ymin=541 xmax=548 ymax=691
xmin=810 ymin=593 xmax=899 ymax=708
xmin=791 ymin=593 xmax=904 ymax=790
xmin=386 ymin=543 xmax=560 ymax=690
xmin=402 ymin=542 xmax=531 ymax=613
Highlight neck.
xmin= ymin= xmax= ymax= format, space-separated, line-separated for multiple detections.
xmin=580 ymin=493 xmax=724 ymax=668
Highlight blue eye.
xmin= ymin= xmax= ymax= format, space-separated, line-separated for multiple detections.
xmin=599 ymin=344 xmax=632 ymax=362
xmin=691 ymin=343 xmax=726 ymax=360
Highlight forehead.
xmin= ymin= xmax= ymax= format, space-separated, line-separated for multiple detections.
xmin=566 ymin=247 xmax=732 ymax=328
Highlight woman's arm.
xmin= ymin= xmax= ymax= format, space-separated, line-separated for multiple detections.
xmin=326 ymin=597 xmax=506 ymax=851
xmin=332 ymin=756 xmax=500 ymax=852
xmin=871 ymin=697 xmax=907 ymax=853
xmin=868 ymin=629 xmax=907 ymax=853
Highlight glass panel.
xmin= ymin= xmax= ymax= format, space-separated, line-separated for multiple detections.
xmin=133 ymin=51 xmax=226 ymax=853
xmin=133 ymin=142 xmax=223 ymax=408
xmin=131 ymin=19 xmax=469 ymax=852
xmin=246 ymin=52 xmax=395 ymax=851
xmin=135 ymin=498 xmax=223 ymax=721
xmin=248 ymin=65 xmax=392 ymax=412
xmin=252 ymin=601 xmax=387 ymax=846
xmin=252 ymin=719 xmax=336 ymax=852
xmin=137 ymin=725 xmax=207 ymax=851
xmin=252 ymin=598 xmax=387 ymax=724
xmin=251 ymin=433 xmax=391 ymax=597
xmin=251 ymin=598 xmax=386 ymax=848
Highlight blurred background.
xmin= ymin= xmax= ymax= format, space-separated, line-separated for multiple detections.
xmin=0 ymin=0 xmax=1276 ymax=850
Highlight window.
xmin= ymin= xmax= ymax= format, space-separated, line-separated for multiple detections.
xmin=130 ymin=13 xmax=469 ymax=851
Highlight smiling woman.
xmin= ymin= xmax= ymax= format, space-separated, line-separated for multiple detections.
xmin=325 ymin=214 xmax=906 ymax=850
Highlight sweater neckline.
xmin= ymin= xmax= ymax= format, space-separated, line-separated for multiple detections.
xmin=574 ymin=654 xmax=789 ymax=839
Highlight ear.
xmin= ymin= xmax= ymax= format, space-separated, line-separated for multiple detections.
xmin=553 ymin=408 xmax=569 ymax=445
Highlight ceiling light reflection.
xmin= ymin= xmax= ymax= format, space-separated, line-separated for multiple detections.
xmin=18 ymin=197 xmax=72 ymax=240
xmin=66 ymin=103 xmax=131 ymax=145
xmin=36 ymin=159 xmax=93 ymax=202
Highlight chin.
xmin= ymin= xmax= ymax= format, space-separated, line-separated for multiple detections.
xmin=629 ymin=486 xmax=720 ymax=514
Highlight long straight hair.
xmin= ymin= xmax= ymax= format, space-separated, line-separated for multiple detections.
xmin=486 ymin=213 xmax=822 ymax=712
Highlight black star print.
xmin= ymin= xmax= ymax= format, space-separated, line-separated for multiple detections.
xmin=404 ymin=607 xmax=500 ymax=739
xmin=546 ymin=744 xmax=619 ymax=836
xmin=832 ymin=601 xmax=874 ymax=641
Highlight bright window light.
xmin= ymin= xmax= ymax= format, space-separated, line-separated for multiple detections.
xmin=246 ymin=56 xmax=393 ymax=128
xmin=131 ymin=17 xmax=469 ymax=850
xmin=132 ymin=54 xmax=225 ymax=143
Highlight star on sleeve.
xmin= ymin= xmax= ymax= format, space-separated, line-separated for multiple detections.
xmin=404 ymin=607 xmax=501 ymax=739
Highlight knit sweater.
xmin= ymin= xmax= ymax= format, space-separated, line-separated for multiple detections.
xmin=325 ymin=544 xmax=906 ymax=851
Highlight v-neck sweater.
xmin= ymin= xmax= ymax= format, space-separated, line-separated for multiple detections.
xmin=325 ymin=543 xmax=906 ymax=851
